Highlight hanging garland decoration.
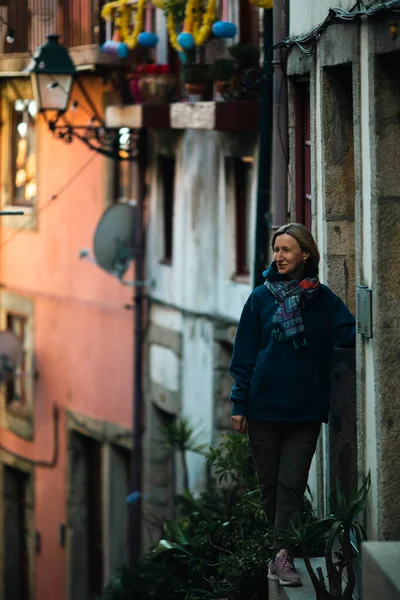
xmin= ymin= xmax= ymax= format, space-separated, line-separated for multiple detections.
xmin=191 ymin=0 xmax=217 ymax=46
xmin=249 ymin=0 xmax=273 ymax=8
xmin=173 ymin=0 xmax=217 ymax=49
xmin=101 ymin=0 xmax=147 ymax=49
xmin=167 ymin=13 xmax=184 ymax=51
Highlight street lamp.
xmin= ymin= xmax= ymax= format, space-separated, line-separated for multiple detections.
xmin=26 ymin=34 xmax=75 ymax=113
xmin=25 ymin=35 xmax=138 ymax=160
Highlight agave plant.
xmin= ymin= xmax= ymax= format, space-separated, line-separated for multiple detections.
xmin=275 ymin=473 xmax=370 ymax=600
xmin=161 ymin=417 xmax=206 ymax=491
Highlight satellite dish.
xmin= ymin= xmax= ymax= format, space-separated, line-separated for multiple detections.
xmin=0 ymin=330 xmax=24 ymax=381
xmin=93 ymin=203 xmax=137 ymax=280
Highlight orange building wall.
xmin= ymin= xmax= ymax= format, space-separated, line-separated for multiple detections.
xmin=0 ymin=76 xmax=134 ymax=600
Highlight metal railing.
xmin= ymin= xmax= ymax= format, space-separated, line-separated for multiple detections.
xmin=0 ymin=0 xmax=107 ymax=55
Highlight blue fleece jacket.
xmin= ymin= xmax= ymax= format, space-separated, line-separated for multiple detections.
xmin=229 ymin=264 xmax=356 ymax=423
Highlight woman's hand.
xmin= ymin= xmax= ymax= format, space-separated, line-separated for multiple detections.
xmin=232 ymin=415 xmax=247 ymax=434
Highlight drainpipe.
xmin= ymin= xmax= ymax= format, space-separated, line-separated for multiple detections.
xmin=272 ymin=0 xmax=289 ymax=230
xmin=253 ymin=8 xmax=274 ymax=287
xmin=130 ymin=128 xmax=147 ymax=562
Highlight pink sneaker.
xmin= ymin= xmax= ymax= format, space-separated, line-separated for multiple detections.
xmin=267 ymin=554 xmax=302 ymax=586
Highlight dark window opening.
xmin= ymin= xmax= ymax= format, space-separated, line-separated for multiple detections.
xmin=69 ymin=433 xmax=103 ymax=600
xmin=239 ymin=0 xmax=259 ymax=45
xmin=159 ymin=155 xmax=176 ymax=264
xmin=6 ymin=312 xmax=27 ymax=407
xmin=4 ymin=465 xmax=30 ymax=600
xmin=295 ymin=81 xmax=312 ymax=229
xmin=233 ymin=157 xmax=253 ymax=276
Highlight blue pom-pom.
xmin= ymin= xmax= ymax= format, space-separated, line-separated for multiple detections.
xmin=212 ymin=21 xmax=237 ymax=39
xmin=177 ymin=32 xmax=195 ymax=50
xmin=138 ymin=32 xmax=159 ymax=47
xmin=117 ymin=42 xmax=129 ymax=58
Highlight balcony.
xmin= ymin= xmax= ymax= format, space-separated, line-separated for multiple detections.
xmin=0 ymin=0 xmax=123 ymax=73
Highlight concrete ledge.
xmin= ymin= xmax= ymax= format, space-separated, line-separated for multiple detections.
xmin=362 ymin=542 xmax=400 ymax=600
xmin=170 ymin=101 xmax=217 ymax=130
xmin=106 ymin=100 xmax=260 ymax=132
xmin=105 ymin=103 xmax=171 ymax=130
xmin=269 ymin=558 xmax=325 ymax=600
xmin=171 ymin=100 xmax=260 ymax=132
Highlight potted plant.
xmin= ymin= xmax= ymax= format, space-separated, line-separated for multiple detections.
xmin=275 ymin=473 xmax=370 ymax=600
xmin=228 ymin=42 xmax=260 ymax=70
xmin=211 ymin=58 xmax=235 ymax=99
xmin=182 ymin=63 xmax=211 ymax=100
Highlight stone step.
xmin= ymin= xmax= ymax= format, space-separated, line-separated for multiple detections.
xmin=268 ymin=557 xmax=325 ymax=600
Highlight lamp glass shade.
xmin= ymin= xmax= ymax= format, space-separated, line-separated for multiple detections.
xmin=31 ymin=73 xmax=74 ymax=112
xmin=26 ymin=35 xmax=76 ymax=113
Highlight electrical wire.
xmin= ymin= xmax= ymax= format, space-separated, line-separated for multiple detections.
xmin=0 ymin=152 xmax=98 ymax=251
xmin=273 ymin=0 xmax=400 ymax=56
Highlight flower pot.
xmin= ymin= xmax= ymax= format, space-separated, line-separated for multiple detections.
xmin=214 ymin=80 xmax=231 ymax=101
xmin=184 ymin=82 xmax=206 ymax=102
xmin=139 ymin=74 xmax=177 ymax=104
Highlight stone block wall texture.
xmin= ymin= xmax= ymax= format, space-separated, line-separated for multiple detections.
xmin=371 ymin=51 xmax=400 ymax=540
xmin=362 ymin=542 xmax=400 ymax=600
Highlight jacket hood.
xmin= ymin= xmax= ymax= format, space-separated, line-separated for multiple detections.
xmin=262 ymin=262 xmax=284 ymax=282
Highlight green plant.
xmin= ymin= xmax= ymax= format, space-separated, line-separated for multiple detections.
xmin=211 ymin=58 xmax=235 ymax=82
xmin=276 ymin=473 xmax=370 ymax=600
xmin=161 ymin=417 xmax=205 ymax=491
xmin=164 ymin=0 xmax=186 ymax=25
xmin=182 ymin=64 xmax=211 ymax=86
xmin=228 ymin=43 xmax=260 ymax=70
xmin=100 ymin=432 xmax=322 ymax=600
xmin=101 ymin=433 xmax=273 ymax=600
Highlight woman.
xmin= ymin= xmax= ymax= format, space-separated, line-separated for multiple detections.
xmin=229 ymin=223 xmax=355 ymax=587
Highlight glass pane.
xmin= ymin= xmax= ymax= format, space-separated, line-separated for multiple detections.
xmin=13 ymin=99 xmax=37 ymax=206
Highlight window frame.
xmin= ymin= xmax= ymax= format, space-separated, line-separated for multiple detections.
xmin=0 ymin=291 xmax=35 ymax=440
xmin=0 ymin=79 xmax=38 ymax=231
xmin=295 ymin=80 xmax=312 ymax=229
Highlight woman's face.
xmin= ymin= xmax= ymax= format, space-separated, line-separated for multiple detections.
xmin=273 ymin=233 xmax=310 ymax=280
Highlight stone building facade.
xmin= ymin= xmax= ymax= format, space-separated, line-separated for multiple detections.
xmin=286 ymin=0 xmax=400 ymax=540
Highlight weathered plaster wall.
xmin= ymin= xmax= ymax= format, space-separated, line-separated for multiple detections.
xmin=0 ymin=76 xmax=133 ymax=600
xmin=147 ymin=130 xmax=257 ymax=321
xmin=289 ymin=0 xmax=356 ymax=38
xmin=143 ymin=129 xmax=258 ymax=539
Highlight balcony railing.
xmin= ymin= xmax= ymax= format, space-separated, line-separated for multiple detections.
xmin=0 ymin=0 xmax=107 ymax=56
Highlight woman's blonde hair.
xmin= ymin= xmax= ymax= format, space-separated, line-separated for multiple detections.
xmin=271 ymin=223 xmax=320 ymax=277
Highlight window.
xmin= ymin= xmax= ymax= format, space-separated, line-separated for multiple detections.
xmin=11 ymin=99 xmax=37 ymax=207
xmin=0 ymin=291 xmax=35 ymax=439
xmin=3 ymin=465 xmax=30 ymax=600
xmin=1 ymin=80 xmax=38 ymax=228
xmin=295 ymin=82 xmax=312 ymax=229
xmin=5 ymin=313 xmax=28 ymax=407
xmin=69 ymin=433 xmax=104 ymax=599
xmin=113 ymin=128 xmax=138 ymax=204
xmin=233 ymin=157 xmax=253 ymax=276
xmin=159 ymin=155 xmax=176 ymax=264
xmin=66 ymin=414 xmax=132 ymax=599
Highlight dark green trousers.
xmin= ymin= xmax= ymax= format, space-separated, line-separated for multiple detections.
xmin=248 ymin=420 xmax=320 ymax=545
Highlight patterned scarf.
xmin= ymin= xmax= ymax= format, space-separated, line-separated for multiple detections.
xmin=264 ymin=278 xmax=320 ymax=349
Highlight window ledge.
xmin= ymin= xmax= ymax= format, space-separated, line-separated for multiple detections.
xmin=232 ymin=274 xmax=250 ymax=285
xmin=1 ymin=404 xmax=33 ymax=440
xmin=69 ymin=44 xmax=131 ymax=71
xmin=0 ymin=53 xmax=30 ymax=75
xmin=105 ymin=100 xmax=260 ymax=132
xmin=1 ymin=206 xmax=37 ymax=231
